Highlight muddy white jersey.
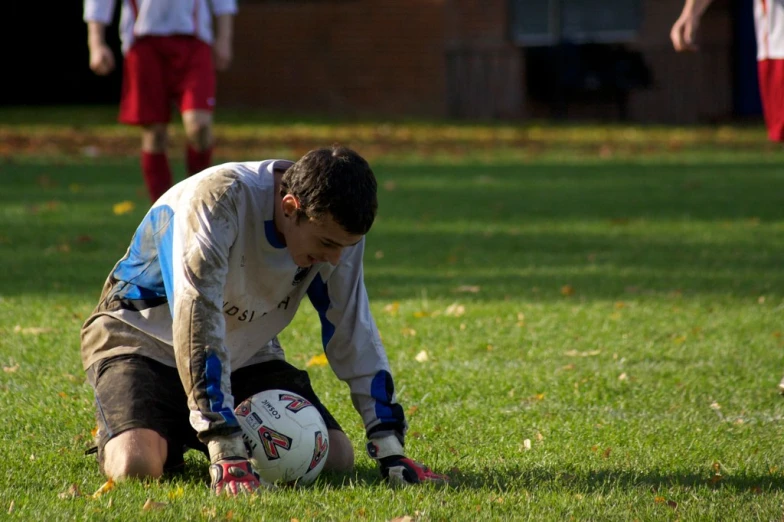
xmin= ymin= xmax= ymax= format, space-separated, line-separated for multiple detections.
xmin=82 ymin=160 xmax=405 ymax=443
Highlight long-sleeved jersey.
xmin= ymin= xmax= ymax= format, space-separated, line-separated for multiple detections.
xmin=83 ymin=0 xmax=237 ymax=54
xmin=81 ymin=160 xmax=406 ymax=447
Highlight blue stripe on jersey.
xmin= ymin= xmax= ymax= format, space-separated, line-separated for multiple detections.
xmin=306 ymin=273 xmax=336 ymax=349
xmin=205 ymin=351 xmax=239 ymax=427
xmin=264 ymin=220 xmax=286 ymax=249
xmin=370 ymin=370 xmax=404 ymax=426
xmin=112 ymin=205 xmax=176 ymax=312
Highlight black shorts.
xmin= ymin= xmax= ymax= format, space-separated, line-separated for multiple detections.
xmin=86 ymin=354 xmax=342 ymax=473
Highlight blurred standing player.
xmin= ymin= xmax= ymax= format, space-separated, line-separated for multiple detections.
xmin=672 ymin=1 xmax=784 ymax=393
xmin=83 ymin=0 xmax=237 ymax=202
xmin=671 ymin=0 xmax=784 ymax=143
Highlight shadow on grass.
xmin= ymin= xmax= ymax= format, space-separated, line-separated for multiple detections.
xmin=1 ymin=159 xmax=783 ymax=301
xmin=161 ymin=460 xmax=784 ymax=495
xmin=441 ymin=465 xmax=784 ymax=494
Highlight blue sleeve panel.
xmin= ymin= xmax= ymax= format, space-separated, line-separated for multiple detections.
xmin=306 ymin=273 xmax=336 ymax=350
xmin=204 ymin=351 xmax=239 ymax=428
xmin=370 ymin=370 xmax=406 ymax=433
xmin=112 ymin=205 xmax=176 ymax=313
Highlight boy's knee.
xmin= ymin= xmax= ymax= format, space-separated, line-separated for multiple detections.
xmin=102 ymin=428 xmax=167 ymax=480
xmin=104 ymin=451 xmax=164 ymax=480
xmin=185 ymin=123 xmax=212 ymax=151
xmin=324 ymin=429 xmax=354 ymax=473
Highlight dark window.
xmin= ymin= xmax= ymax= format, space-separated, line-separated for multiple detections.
xmin=509 ymin=0 xmax=643 ymax=45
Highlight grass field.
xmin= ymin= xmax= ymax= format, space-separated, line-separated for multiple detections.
xmin=2 ymin=110 xmax=784 ymax=520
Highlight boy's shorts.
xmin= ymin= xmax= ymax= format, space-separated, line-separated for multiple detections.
xmin=758 ymin=59 xmax=784 ymax=142
xmin=86 ymin=354 xmax=342 ymax=473
xmin=119 ymin=35 xmax=216 ymax=125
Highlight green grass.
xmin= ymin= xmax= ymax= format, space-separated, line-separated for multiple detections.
xmin=2 ymin=120 xmax=784 ymax=520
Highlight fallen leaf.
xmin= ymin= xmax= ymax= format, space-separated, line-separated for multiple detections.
xmin=143 ymin=498 xmax=167 ymax=511
xmin=561 ymin=284 xmax=575 ymax=296
xmin=3 ymin=365 xmax=19 ymax=373
xmin=401 ymin=328 xmax=416 ymax=337
xmin=602 ymin=447 xmax=612 ymax=458
xmin=413 ymin=311 xmax=431 ymax=318
xmin=58 ymin=484 xmax=82 ymax=499
xmin=564 ymin=350 xmax=601 ymax=357
xmin=13 ymin=325 xmax=52 ymax=335
xmin=414 ymin=350 xmax=429 ymax=363
xmin=406 ymin=405 xmax=419 ymax=416
xmin=113 ymin=201 xmax=135 ymax=215
xmin=710 ymin=402 xmax=721 ymax=411
xmin=389 ymin=517 xmax=413 ymax=522
xmin=444 ymin=303 xmax=465 ymax=317
xmin=92 ymin=478 xmax=115 ymax=498
xmin=305 ymin=354 xmax=328 ymax=367
xmin=374 ymin=250 xmax=384 ymax=259
xmin=618 ymin=373 xmax=628 ymax=381
xmin=383 ymin=181 xmax=397 ymax=191
xmin=383 ymin=302 xmax=400 ymax=315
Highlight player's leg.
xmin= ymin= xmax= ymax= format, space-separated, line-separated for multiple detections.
xmin=231 ymin=357 xmax=355 ymax=473
xmin=119 ymin=37 xmax=174 ymax=202
xmin=182 ymin=109 xmax=214 ymax=175
xmin=103 ymin=428 xmax=168 ymax=479
xmin=87 ymin=353 xmax=190 ymax=480
xmin=756 ymin=58 xmax=784 ymax=143
xmin=177 ymin=37 xmax=216 ymax=176
xmin=140 ymin=123 xmax=172 ymax=202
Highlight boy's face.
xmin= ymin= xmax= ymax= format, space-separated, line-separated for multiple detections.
xmin=284 ymin=212 xmax=363 ymax=267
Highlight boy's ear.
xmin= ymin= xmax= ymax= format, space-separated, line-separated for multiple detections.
xmin=281 ymin=194 xmax=300 ymax=217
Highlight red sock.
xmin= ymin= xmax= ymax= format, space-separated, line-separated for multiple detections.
xmin=141 ymin=151 xmax=173 ymax=202
xmin=187 ymin=145 xmax=212 ymax=176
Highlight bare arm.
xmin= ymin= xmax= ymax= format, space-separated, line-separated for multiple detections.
xmin=213 ymin=14 xmax=234 ymax=71
xmin=670 ymin=0 xmax=717 ymax=52
xmin=86 ymin=21 xmax=116 ymax=75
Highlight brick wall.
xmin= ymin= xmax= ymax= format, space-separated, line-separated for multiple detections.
xmin=218 ymin=0 xmax=447 ymax=117
xmin=217 ymin=0 xmax=735 ymax=124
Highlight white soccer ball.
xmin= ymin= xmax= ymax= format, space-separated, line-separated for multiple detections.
xmin=235 ymin=389 xmax=330 ymax=486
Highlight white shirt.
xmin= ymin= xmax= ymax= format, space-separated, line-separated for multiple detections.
xmin=755 ymin=0 xmax=784 ymax=60
xmin=84 ymin=0 xmax=237 ymax=53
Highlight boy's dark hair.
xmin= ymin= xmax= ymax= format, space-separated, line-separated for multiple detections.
xmin=280 ymin=146 xmax=378 ymax=235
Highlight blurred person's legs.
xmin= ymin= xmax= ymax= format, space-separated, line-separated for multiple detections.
xmin=119 ymin=37 xmax=173 ymax=203
xmin=178 ymin=37 xmax=216 ymax=176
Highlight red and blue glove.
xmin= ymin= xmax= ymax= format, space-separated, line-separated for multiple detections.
xmin=367 ymin=435 xmax=448 ymax=486
xmin=209 ymin=458 xmax=262 ymax=495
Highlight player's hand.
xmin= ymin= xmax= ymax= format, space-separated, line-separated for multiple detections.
xmin=209 ymin=457 xmax=261 ymax=495
xmin=89 ymin=43 xmax=116 ymax=75
xmin=213 ymin=37 xmax=233 ymax=71
xmin=670 ymin=12 xmax=700 ymax=52
xmin=367 ymin=435 xmax=448 ymax=486
xmin=379 ymin=456 xmax=449 ymax=486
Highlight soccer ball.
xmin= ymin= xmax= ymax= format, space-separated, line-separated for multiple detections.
xmin=235 ymin=389 xmax=330 ymax=486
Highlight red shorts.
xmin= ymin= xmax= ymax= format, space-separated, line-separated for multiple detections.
xmin=757 ymin=59 xmax=784 ymax=142
xmin=119 ymin=35 xmax=216 ymax=125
